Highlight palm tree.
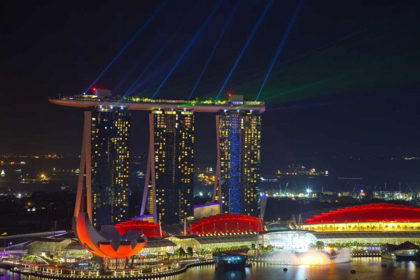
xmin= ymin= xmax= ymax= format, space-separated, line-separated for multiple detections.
xmin=187 ymin=247 xmax=193 ymax=258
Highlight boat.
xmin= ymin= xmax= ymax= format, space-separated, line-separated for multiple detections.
xmin=60 ymin=184 xmax=70 ymax=191
xmin=213 ymin=248 xmax=249 ymax=271
xmin=136 ymin=171 xmax=145 ymax=178
xmin=19 ymin=174 xmax=50 ymax=184
xmin=381 ymin=242 xmax=420 ymax=261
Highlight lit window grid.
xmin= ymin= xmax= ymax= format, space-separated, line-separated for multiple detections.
xmin=91 ymin=110 xmax=131 ymax=226
xmin=219 ymin=112 xmax=261 ymax=217
xmin=149 ymin=110 xmax=195 ymax=225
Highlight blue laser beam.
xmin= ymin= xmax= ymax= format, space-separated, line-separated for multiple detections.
xmin=123 ymin=41 xmax=173 ymax=97
xmin=123 ymin=50 xmax=186 ymax=97
xmin=187 ymin=0 xmax=241 ymax=100
xmin=255 ymin=0 xmax=303 ymax=101
xmin=113 ymin=56 xmax=147 ymax=95
xmin=114 ymin=2 xmax=200 ymax=97
xmin=151 ymin=0 xmax=223 ymax=99
xmin=85 ymin=0 xmax=168 ymax=93
xmin=214 ymin=0 xmax=273 ymax=102
xmin=122 ymin=6 xmax=197 ymax=99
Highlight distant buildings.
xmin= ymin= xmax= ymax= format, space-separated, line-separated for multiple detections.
xmin=91 ymin=109 xmax=131 ymax=227
xmin=216 ymin=111 xmax=262 ymax=217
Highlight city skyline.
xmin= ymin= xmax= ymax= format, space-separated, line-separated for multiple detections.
xmin=1 ymin=1 xmax=420 ymax=278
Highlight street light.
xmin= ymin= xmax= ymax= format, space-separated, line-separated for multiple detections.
xmin=306 ymin=188 xmax=312 ymax=197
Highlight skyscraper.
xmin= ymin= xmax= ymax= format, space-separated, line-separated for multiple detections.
xmin=142 ymin=110 xmax=195 ymax=225
xmin=91 ymin=108 xmax=131 ymax=227
xmin=215 ymin=111 xmax=261 ymax=217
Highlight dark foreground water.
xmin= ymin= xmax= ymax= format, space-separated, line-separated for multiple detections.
xmin=1 ymin=258 xmax=419 ymax=280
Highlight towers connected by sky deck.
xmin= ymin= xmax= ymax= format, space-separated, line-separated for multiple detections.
xmin=51 ymin=92 xmax=264 ymax=226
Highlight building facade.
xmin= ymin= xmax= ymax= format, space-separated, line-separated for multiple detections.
xmin=148 ymin=110 xmax=195 ymax=225
xmin=217 ymin=111 xmax=262 ymax=217
xmin=91 ymin=109 xmax=131 ymax=227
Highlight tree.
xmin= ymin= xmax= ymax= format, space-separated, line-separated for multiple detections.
xmin=174 ymin=247 xmax=186 ymax=258
xmin=187 ymin=247 xmax=193 ymax=258
xmin=316 ymin=241 xmax=325 ymax=250
xmin=179 ymin=247 xmax=186 ymax=257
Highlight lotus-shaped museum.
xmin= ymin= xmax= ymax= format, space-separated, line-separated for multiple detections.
xmin=73 ymin=212 xmax=147 ymax=259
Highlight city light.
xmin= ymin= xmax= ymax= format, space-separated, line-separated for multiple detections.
xmin=3 ymin=1 xmax=419 ymax=279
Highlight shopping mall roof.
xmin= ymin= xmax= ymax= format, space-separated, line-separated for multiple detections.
xmin=144 ymin=239 xmax=176 ymax=248
xmin=313 ymin=232 xmax=420 ymax=239
xmin=65 ymin=242 xmax=84 ymax=250
xmin=302 ymin=203 xmax=420 ymax=224
xmin=195 ymin=234 xmax=257 ymax=245
xmin=190 ymin=213 xmax=263 ymax=234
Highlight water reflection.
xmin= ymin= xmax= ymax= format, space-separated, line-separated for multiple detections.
xmin=1 ymin=259 xmax=419 ymax=280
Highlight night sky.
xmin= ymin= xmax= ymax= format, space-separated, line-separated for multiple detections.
xmin=1 ymin=0 xmax=419 ymax=175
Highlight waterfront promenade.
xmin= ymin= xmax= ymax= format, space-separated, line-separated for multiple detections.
xmin=0 ymin=259 xmax=215 ymax=279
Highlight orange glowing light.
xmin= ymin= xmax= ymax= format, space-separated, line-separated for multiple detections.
xmin=73 ymin=213 xmax=147 ymax=259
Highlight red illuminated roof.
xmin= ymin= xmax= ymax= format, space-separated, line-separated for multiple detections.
xmin=305 ymin=203 xmax=420 ymax=224
xmin=115 ymin=220 xmax=165 ymax=238
xmin=191 ymin=213 xmax=263 ymax=234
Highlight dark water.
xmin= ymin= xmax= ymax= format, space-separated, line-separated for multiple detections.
xmin=1 ymin=259 xmax=419 ymax=280
xmin=0 ymin=158 xmax=79 ymax=194
xmin=262 ymin=156 xmax=420 ymax=194
xmin=0 ymin=158 xmax=145 ymax=195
